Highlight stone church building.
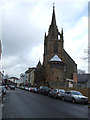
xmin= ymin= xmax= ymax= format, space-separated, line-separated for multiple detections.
xmin=34 ymin=5 xmax=77 ymax=88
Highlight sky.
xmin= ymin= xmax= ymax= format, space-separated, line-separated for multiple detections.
xmin=0 ymin=0 xmax=89 ymax=77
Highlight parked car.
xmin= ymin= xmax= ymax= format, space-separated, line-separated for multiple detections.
xmin=37 ymin=87 xmax=40 ymax=94
xmin=48 ymin=89 xmax=57 ymax=98
xmin=29 ymin=87 xmax=33 ymax=92
xmin=10 ymin=85 xmax=15 ymax=90
xmin=28 ymin=87 xmax=32 ymax=91
xmin=5 ymin=85 xmax=8 ymax=89
xmin=0 ymin=86 xmax=6 ymax=95
xmin=0 ymin=86 xmax=7 ymax=102
xmin=38 ymin=86 xmax=51 ymax=95
xmin=24 ymin=86 xmax=29 ymax=91
xmin=48 ymin=89 xmax=65 ymax=99
xmin=0 ymin=86 xmax=2 ymax=103
xmin=57 ymin=89 xmax=65 ymax=99
xmin=20 ymin=86 xmax=25 ymax=90
xmin=62 ymin=90 xmax=88 ymax=104
xmin=3 ymin=86 xmax=7 ymax=94
xmin=32 ymin=87 xmax=38 ymax=93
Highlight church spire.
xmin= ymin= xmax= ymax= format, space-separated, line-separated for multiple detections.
xmin=48 ymin=3 xmax=59 ymax=39
xmin=51 ymin=3 xmax=56 ymax=27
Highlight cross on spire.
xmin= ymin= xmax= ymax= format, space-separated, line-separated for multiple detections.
xmin=53 ymin=2 xmax=55 ymax=8
xmin=51 ymin=3 xmax=56 ymax=26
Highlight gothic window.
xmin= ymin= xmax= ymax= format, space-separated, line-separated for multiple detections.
xmin=54 ymin=43 xmax=58 ymax=53
xmin=64 ymin=65 xmax=66 ymax=72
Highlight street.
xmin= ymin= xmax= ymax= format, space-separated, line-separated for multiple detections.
xmin=0 ymin=103 xmax=2 ymax=120
xmin=2 ymin=88 xmax=88 ymax=118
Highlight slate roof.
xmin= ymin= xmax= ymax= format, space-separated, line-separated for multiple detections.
xmin=77 ymin=74 xmax=89 ymax=83
xmin=49 ymin=55 xmax=62 ymax=62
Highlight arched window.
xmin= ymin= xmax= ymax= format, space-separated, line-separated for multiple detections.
xmin=58 ymin=34 xmax=60 ymax=40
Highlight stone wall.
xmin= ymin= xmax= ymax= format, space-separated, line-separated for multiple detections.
xmin=64 ymin=50 xmax=77 ymax=79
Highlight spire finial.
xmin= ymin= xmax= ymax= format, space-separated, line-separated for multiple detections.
xmin=51 ymin=2 xmax=56 ymax=26
xmin=53 ymin=2 xmax=55 ymax=8
xmin=44 ymin=32 xmax=46 ymax=38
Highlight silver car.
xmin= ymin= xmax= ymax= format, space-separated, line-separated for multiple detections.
xmin=48 ymin=89 xmax=65 ymax=99
xmin=0 ymin=86 xmax=2 ymax=103
xmin=62 ymin=90 xmax=88 ymax=104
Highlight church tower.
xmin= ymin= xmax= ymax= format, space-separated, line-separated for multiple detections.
xmin=43 ymin=4 xmax=66 ymax=86
xmin=34 ymin=4 xmax=77 ymax=88
xmin=43 ymin=4 xmax=64 ymax=66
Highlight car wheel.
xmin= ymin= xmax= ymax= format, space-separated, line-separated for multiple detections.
xmin=72 ymin=98 xmax=75 ymax=103
xmin=62 ymin=96 xmax=65 ymax=101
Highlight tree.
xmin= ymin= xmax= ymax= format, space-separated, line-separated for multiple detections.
xmin=82 ymin=46 xmax=90 ymax=73
xmin=83 ymin=47 xmax=90 ymax=62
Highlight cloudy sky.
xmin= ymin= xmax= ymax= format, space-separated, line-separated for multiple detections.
xmin=0 ymin=0 xmax=89 ymax=77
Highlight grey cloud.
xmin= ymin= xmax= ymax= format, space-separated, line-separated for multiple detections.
xmin=1 ymin=1 xmax=88 ymax=76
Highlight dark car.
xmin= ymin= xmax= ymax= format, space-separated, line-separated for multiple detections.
xmin=48 ymin=89 xmax=65 ymax=99
xmin=10 ymin=85 xmax=15 ymax=90
xmin=38 ymin=86 xmax=51 ymax=95
xmin=62 ymin=90 xmax=88 ymax=104
xmin=37 ymin=87 xmax=40 ymax=94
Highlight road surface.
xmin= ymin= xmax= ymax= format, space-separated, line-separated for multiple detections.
xmin=2 ymin=88 xmax=88 ymax=118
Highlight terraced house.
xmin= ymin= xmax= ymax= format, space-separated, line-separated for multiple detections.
xmin=35 ymin=5 xmax=77 ymax=88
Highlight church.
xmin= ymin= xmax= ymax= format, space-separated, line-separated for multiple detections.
xmin=34 ymin=5 xmax=77 ymax=88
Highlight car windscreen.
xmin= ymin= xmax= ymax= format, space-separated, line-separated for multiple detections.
xmin=71 ymin=91 xmax=82 ymax=95
xmin=59 ymin=90 xmax=65 ymax=92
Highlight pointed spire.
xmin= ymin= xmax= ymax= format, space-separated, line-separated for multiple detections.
xmin=44 ymin=32 xmax=46 ymax=43
xmin=61 ymin=28 xmax=63 ymax=34
xmin=45 ymin=32 xmax=46 ymax=38
xmin=37 ymin=59 xmax=41 ymax=68
xmin=51 ymin=3 xmax=56 ymax=26
xmin=0 ymin=40 xmax=2 ymax=52
xmin=48 ymin=3 xmax=59 ymax=39
xmin=61 ymin=28 xmax=63 ymax=40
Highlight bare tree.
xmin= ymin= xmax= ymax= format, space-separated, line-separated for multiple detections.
xmin=82 ymin=46 xmax=90 ymax=62
xmin=81 ymin=46 xmax=90 ymax=73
